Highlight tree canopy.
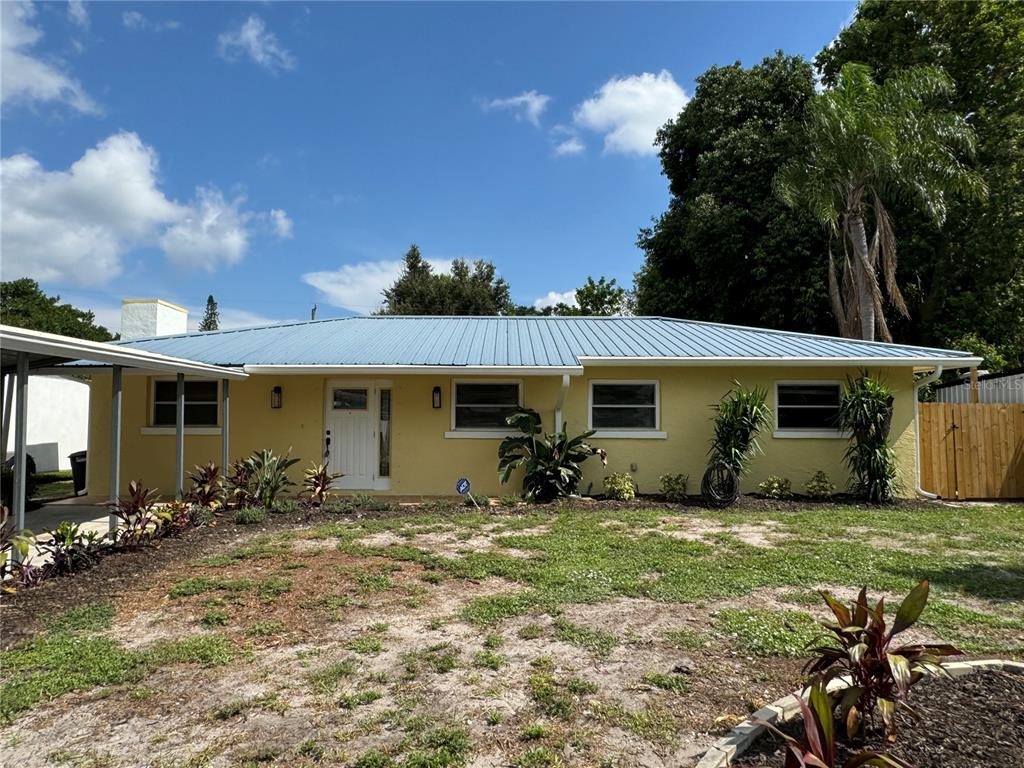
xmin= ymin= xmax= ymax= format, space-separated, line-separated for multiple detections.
xmin=816 ymin=0 xmax=1024 ymax=363
xmin=0 ymin=279 xmax=114 ymax=341
xmin=633 ymin=53 xmax=832 ymax=333
xmin=379 ymin=245 xmax=514 ymax=315
xmin=199 ymin=295 xmax=220 ymax=331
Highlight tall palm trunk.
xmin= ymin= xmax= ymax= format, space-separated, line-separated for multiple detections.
xmin=846 ymin=213 xmax=875 ymax=341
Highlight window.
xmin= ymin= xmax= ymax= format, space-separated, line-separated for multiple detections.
xmin=378 ymin=389 xmax=391 ymax=477
xmin=775 ymin=382 xmax=842 ymax=433
xmin=152 ymin=379 xmax=218 ymax=427
xmin=333 ymin=388 xmax=368 ymax=410
xmin=590 ymin=381 xmax=659 ymax=430
xmin=452 ymin=382 xmax=521 ymax=430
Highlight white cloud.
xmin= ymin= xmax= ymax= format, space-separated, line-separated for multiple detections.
xmin=159 ymin=187 xmax=250 ymax=270
xmin=217 ymin=15 xmax=295 ymax=73
xmin=188 ymin=306 xmax=291 ymax=332
xmin=122 ymin=10 xmax=180 ymax=32
xmin=1 ymin=131 xmax=283 ymax=284
xmin=1 ymin=1 xmax=99 ymax=113
xmin=483 ymin=90 xmax=550 ymax=127
xmin=65 ymin=296 xmax=289 ymax=334
xmin=533 ymin=290 xmax=578 ymax=310
xmin=302 ymin=258 xmax=454 ymax=314
xmin=573 ymin=70 xmax=688 ymax=155
xmin=270 ymin=208 xmax=293 ymax=239
xmin=554 ymin=136 xmax=585 ymax=156
xmin=67 ymin=0 xmax=88 ymax=29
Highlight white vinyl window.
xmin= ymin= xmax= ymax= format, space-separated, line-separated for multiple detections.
xmin=451 ymin=381 xmax=522 ymax=431
xmin=774 ymin=381 xmax=843 ymax=437
xmin=152 ymin=379 xmax=219 ymax=427
xmin=589 ymin=380 xmax=659 ymax=431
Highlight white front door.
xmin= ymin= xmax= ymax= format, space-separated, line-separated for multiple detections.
xmin=325 ymin=384 xmax=374 ymax=489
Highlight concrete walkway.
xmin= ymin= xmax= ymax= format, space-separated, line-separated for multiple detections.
xmin=21 ymin=496 xmax=109 ymax=567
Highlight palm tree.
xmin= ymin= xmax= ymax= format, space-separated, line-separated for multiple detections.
xmin=775 ymin=63 xmax=986 ymax=341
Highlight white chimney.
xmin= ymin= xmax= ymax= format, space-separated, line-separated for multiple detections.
xmin=120 ymin=299 xmax=188 ymax=340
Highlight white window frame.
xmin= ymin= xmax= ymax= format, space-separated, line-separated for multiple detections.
xmin=773 ymin=380 xmax=846 ymax=439
xmin=588 ymin=379 xmax=666 ymax=439
xmin=144 ymin=377 xmax=220 ymax=435
xmin=446 ymin=379 xmax=523 ymax=439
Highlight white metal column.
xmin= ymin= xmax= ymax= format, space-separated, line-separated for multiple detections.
xmin=175 ymin=373 xmax=185 ymax=499
xmin=221 ymin=379 xmax=230 ymax=474
xmin=108 ymin=365 xmax=122 ymax=532
xmin=11 ymin=353 xmax=29 ymax=554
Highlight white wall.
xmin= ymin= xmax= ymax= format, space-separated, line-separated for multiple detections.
xmin=4 ymin=376 xmax=90 ymax=471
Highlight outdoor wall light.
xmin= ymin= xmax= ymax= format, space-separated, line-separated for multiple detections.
xmin=432 ymin=386 xmax=442 ymax=409
xmin=271 ymin=386 xmax=283 ymax=409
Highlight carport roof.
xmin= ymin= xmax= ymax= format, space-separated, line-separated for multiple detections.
xmin=0 ymin=324 xmax=247 ymax=379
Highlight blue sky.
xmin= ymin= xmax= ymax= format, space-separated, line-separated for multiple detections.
xmin=1 ymin=1 xmax=855 ymax=331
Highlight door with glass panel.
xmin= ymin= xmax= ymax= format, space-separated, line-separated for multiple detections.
xmin=324 ymin=381 xmax=391 ymax=490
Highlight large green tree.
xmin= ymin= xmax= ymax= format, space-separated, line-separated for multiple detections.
xmin=776 ymin=63 xmax=986 ymax=341
xmin=634 ymin=53 xmax=832 ymax=333
xmin=816 ymin=0 xmax=1024 ymax=361
xmin=380 ymin=245 xmax=514 ymax=315
xmin=0 ymin=279 xmax=114 ymax=341
xmin=198 ymin=295 xmax=220 ymax=331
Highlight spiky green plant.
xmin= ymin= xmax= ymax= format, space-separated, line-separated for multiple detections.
xmin=709 ymin=382 xmax=771 ymax=475
xmin=838 ymin=373 xmax=899 ymax=503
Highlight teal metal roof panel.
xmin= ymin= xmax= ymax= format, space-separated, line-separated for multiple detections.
xmin=111 ymin=316 xmax=979 ymax=368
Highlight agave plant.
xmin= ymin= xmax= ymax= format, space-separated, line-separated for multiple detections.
xmin=806 ymin=579 xmax=960 ymax=739
xmin=760 ymin=677 xmax=911 ymax=768
xmin=709 ymin=382 xmax=772 ymax=475
xmin=237 ymin=449 xmax=300 ymax=510
xmin=301 ymin=463 xmax=342 ymax=509
xmin=186 ymin=462 xmax=224 ymax=508
xmin=498 ymin=409 xmax=607 ymax=503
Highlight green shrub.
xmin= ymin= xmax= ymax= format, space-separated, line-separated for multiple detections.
xmin=839 ymin=373 xmax=900 ymax=503
xmin=603 ymin=473 xmax=635 ymax=501
xmin=232 ymin=449 xmax=300 ymax=511
xmin=803 ymin=471 xmax=835 ymax=499
xmin=234 ymin=506 xmax=267 ymax=525
xmin=659 ymin=473 xmax=688 ymax=501
xmin=271 ymin=498 xmax=300 ymax=515
xmin=497 ymin=409 xmax=607 ymax=503
xmin=709 ymin=383 xmax=771 ymax=475
xmin=758 ymin=475 xmax=792 ymax=499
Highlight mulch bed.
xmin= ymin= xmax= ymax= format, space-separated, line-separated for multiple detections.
xmin=735 ymin=669 xmax=1024 ymax=768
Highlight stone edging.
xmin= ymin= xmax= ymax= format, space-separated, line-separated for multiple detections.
xmin=695 ymin=659 xmax=1024 ymax=768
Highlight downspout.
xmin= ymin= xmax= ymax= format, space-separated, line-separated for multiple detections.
xmin=914 ymin=365 xmax=943 ymax=499
xmin=554 ymin=374 xmax=570 ymax=432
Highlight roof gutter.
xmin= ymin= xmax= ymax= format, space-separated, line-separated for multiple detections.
xmin=577 ymin=356 xmax=982 ymax=369
xmin=242 ymin=364 xmax=584 ymax=377
xmin=914 ymin=365 xmax=944 ymax=499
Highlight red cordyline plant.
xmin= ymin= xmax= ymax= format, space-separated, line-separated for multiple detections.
xmin=300 ymin=462 xmax=342 ymax=509
xmin=805 ymin=579 xmax=960 ymax=739
xmin=110 ymin=480 xmax=165 ymax=547
xmin=186 ymin=462 xmax=224 ymax=509
xmin=761 ymin=677 xmax=911 ymax=768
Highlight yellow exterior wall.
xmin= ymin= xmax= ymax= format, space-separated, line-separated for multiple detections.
xmin=86 ymin=366 xmax=917 ymax=500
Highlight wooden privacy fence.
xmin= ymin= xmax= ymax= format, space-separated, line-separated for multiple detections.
xmin=918 ymin=402 xmax=1024 ymax=499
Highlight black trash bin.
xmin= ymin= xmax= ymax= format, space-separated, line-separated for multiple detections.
xmin=69 ymin=451 xmax=87 ymax=496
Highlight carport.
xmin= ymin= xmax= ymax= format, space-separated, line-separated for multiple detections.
xmin=1 ymin=325 xmax=247 ymax=549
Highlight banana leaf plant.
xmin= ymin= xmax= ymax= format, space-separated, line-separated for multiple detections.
xmin=759 ymin=677 xmax=912 ymax=768
xmin=805 ymin=579 xmax=960 ymax=740
xmin=497 ymin=409 xmax=607 ymax=503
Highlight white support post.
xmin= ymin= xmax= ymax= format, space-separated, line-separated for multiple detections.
xmin=175 ymin=373 xmax=185 ymax=499
xmin=554 ymin=374 xmax=570 ymax=432
xmin=1 ymin=373 xmax=13 ymax=458
xmin=108 ymin=365 xmax=122 ymax=532
xmin=221 ymin=380 xmax=230 ymax=476
xmin=12 ymin=353 xmax=29 ymax=552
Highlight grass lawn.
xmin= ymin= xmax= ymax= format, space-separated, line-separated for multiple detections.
xmin=1 ymin=502 xmax=1021 ymax=767
xmin=31 ymin=470 xmax=76 ymax=502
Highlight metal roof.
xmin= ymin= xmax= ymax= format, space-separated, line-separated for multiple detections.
xmin=0 ymin=324 xmax=248 ymax=379
xmin=95 ymin=316 xmax=981 ymax=374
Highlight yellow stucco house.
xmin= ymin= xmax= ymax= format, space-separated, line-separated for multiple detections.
xmin=80 ymin=314 xmax=980 ymax=500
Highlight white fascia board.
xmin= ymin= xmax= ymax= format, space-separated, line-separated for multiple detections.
xmin=242 ymin=364 xmax=584 ymax=376
xmin=577 ymin=356 xmax=983 ymax=369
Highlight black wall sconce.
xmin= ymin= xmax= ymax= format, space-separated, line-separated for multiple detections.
xmin=432 ymin=386 xmax=442 ymax=409
xmin=271 ymin=386 xmax=283 ymax=409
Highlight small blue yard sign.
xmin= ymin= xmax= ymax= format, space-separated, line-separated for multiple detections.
xmin=455 ymin=478 xmax=471 ymax=495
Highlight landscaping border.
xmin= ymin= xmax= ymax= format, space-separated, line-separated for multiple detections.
xmin=694 ymin=659 xmax=1024 ymax=768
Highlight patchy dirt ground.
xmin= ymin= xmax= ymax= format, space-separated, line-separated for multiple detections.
xmin=2 ymin=501 xmax=1022 ymax=768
